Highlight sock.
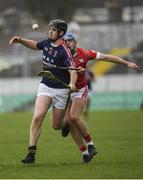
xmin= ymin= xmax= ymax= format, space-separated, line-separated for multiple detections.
xmin=28 ymin=145 xmax=36 ymax=154
xmin=83 ymin=134 xmax=91 ymax=143
xmin=83 ymin=134 xmax=94 ymax=146
xmin=87 ymin=141 xmax=94 ymax=146
xmin=80 ymin=146 xmax=88 ymax=155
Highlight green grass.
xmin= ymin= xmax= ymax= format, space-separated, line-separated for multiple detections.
xmin=0 ymin=111 xmax=143 ymax=179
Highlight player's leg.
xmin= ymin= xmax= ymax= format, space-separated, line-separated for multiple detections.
xmin=83 ymin=96 xmax=90 ymax=120
xmin=70 ymin=122 xmax=91 ymax=163
xmin=30 ymin=96 xmax=52 ymax=145
xmin=22 ymin=95 xmax=52 ymax=164
xmin=61 ymin=101 xmax=71 ymax=137
xmin=21 ymin=83 xmax=53 ymax=164
xmin=70 ymin=98 xmax=88 ymax=136
xmin=70 ymin=98 xmax=97 ymax=161
xmin=51 ymin=107 xmax=66 ymax=129
xmin=61 ymin=99 xmax=90 ymax=162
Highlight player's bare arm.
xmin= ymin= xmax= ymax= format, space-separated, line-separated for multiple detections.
xmin=9 ymin=36 xmax=38 ymax=50
xmin=68 ymin=70 xmax=78 ymax=92
xmin=99 ymin=53 xmax=139 ymax=70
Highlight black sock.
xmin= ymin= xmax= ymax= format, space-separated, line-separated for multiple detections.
xmin=28 ymin=145 xmax=36 ymax=154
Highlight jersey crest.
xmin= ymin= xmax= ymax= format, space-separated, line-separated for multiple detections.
xmin=79 ymin=58 xmax=84 ymax=63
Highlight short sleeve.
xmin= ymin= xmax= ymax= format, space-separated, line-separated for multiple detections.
xmin=36 ymin=40 xmax=45 ymax=50
xmin=85 ymin=50 xmax=101 ymax=60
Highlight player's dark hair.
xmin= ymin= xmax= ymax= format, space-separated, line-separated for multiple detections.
xmin=48 ymin=19 xmax=67 ymax=36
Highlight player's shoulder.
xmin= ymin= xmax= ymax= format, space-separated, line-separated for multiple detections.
xmin=60 ymin=41 xmax=72 ymax=57
xmin=36 ymin=39 xmax=50 ymax=50
xmin=39 ymin=39 xmax=49 ymax=43
xmin=77 ymin=47 xmax=94 ymax=58
xmin=38 ymin=39 xmax=50 ymax=45
xmin=76 ymin=47 xmax=87 ymax=56
xmin=77 ymin=47 xmax=99 ymax=60
xmin=77 ymin=47 xmax=94 ymax=54
xmin=44 ymin=39 xmax=51 ymax=45
xmin=77 ymin=47 xmax=85 ymax=53
xmin=60 ymin=40 xmax=69 ymax=49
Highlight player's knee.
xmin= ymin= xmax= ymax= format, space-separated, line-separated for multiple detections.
xmin=70 ymin=115 xmax=79 ymax=123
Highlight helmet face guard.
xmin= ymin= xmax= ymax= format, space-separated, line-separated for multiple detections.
xmin=48 ymin=19 xmax=67 ymax=37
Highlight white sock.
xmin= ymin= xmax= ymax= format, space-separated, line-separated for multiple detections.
xmin=82 ymin=150 xmax=89 ymax=155
xmin=87 ymin=141 xmax=94 ymax=146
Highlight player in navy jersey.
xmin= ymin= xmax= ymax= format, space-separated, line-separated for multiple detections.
xmin=9 ymin=20 xmax=78 ymax=164
xmin=62 ymin=32 xmax=139 ymax=163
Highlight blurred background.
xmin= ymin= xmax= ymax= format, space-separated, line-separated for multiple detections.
xmin=0 ymin=0 xmax=143 ymax=112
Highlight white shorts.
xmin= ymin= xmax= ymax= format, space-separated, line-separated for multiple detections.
xmin=37 ymin=83 xmax=69 ymax=109
xmin=70 ymin=86 xmax=88 ymax=100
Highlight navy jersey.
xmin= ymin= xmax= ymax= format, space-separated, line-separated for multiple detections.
xmin=36 ymin=39 xmax=74 ymax=88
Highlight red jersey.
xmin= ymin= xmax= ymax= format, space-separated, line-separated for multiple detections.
xmin=73 ymin=48 xmax=100 ymax=89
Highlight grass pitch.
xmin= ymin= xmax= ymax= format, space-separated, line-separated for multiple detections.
xmin=0 ymin=111 xmax=143 ymax=179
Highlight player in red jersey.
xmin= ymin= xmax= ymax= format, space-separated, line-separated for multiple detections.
xmin=62 ymin=32 xmax=139 ymax=163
